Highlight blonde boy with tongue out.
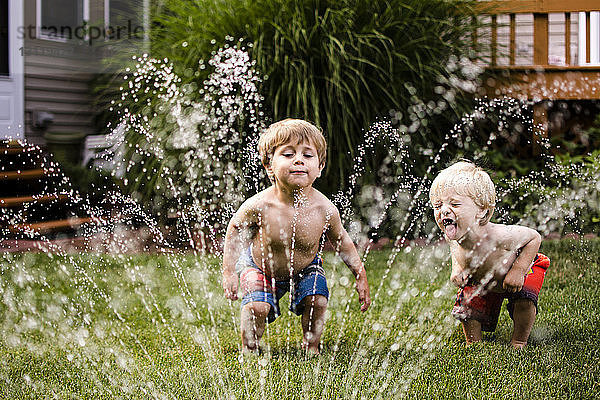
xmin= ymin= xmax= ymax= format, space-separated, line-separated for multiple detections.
xmin=430 ymin=161 xmax=549 ymax=348
xmin=222 ymin=118 xmax=371 ymax=355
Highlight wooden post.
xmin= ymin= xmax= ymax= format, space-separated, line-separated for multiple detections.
xmin=491 ymin=15 xmax=497 ymax=66
xmin=534 ymin=13 xmax=549 ymax=65
xmin=586 ymin=11 xmax=591 ymax=64
xmin=510 ymin=14 xmax=516 ymax=65
xmin=565 ymin=12 xmax=571 ymax=65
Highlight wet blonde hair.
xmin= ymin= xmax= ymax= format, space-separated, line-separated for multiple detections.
xmin=429 ymin=161 xmax=496 ymax=224
xmin=258 ymin=119 xmax=327 ymax=167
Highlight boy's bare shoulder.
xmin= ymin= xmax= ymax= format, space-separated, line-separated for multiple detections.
xmin=489 ymin=223 xmax=541 ymax=248
xmin=310 ymin=189 xmax=338 ymax=215
xmin=235 ymin=188 xmax=275 ymax=217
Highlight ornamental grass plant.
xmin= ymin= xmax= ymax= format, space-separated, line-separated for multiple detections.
xmin=95 ymin=0 xmax=485 ymax=211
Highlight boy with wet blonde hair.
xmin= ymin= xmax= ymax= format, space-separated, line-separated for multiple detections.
xmin=222 ymin=118 xmax=371 ymax=355
xmin=430 ymin=161 xmax=549 ymax=348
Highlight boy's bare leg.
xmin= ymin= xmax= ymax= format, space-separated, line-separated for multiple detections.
xmin=301 ymin=295 xmax=328 ymax=355
xmin=462 ymin=319 xmax=482 ymax=344
xmin=511 ymin=299 xmax=536 ymax=349
xmin=241 ymin=302 xmax=270 ymax=353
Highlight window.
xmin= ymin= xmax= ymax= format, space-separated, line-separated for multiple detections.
xmin=38 ymin=0 xmax=85 ymax=41
xmin=0 ymin=0 xmax=8 ymax=75
xmin=109 ymin=0 xmax=138 ymax=27
xmin=106 ymin=0 xmax=148 ymax=43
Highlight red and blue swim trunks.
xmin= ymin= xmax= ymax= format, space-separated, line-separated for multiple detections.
xmin=235 ymin=246 xmax=329 ymax=323
xmin=452 ymin=253 xmax=550 ymax=332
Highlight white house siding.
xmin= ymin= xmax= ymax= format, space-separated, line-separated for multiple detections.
xmin=22 ymin=0 xmax=104 ymax=145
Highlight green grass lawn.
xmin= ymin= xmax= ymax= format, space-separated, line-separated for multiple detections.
xmin=1 ymin=239 xmax=599 ymax=399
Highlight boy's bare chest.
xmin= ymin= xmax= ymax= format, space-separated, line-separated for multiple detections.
xmin=258 ymin=208 xmax=328 ymax=250
xmin=458 ymin=244 xmax=518 ymax=279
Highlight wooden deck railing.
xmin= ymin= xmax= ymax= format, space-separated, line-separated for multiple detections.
xmin=475 ymin=1 xmax=600 ymax=143
xmin=475 ymin=0 xmax=600 ymax=106
xmin=477 ymin=0 xmax=600 ymax=68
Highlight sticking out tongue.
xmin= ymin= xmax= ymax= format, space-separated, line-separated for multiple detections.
xmin=445 ymin=224 xmax=457 ymax=239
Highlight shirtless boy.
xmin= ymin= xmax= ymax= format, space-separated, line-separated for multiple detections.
xmin=429 ymin=161 xmax=549 ymax=348
xmin=222 ymin=118 xmax=371 ymax=355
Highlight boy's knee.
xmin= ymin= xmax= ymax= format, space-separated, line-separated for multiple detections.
xmin=243 ymin=301 xmax=271 ymax=319
xmin=303 ymin=295 xmax=328 ymax=311
xmin=512 ymin=298 xmax=536 ymax=317
xmin=513 ymin=298 xmax=535 ymax=309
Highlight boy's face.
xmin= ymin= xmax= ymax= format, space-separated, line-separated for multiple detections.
xmin=266 ymin=140 xmax=323 ymax=190
xmin=432 ymin=188 xmax=487 ymax=241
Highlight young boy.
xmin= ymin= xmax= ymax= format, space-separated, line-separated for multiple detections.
xmin=222 ymin=118 xmax=371 ymax=355
xmin=429 ymin=161 xmax=549 ymax=348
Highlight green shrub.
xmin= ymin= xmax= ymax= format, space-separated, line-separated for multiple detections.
xmin=492 ymin=150 xmax=600 ymax=236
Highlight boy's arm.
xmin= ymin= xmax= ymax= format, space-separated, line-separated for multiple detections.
xmin=326 ymin=205 xmax=371 ymax=312
xmin=449 ymin=245 xmax=467 ymax=287
xmin=222 ymin=202 xmax=256 ymax=300
xmin=503 ymin=227 xmax=542 ymax=293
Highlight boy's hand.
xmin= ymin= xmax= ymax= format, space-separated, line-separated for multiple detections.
xmin=356 ymin=275 xmax=371 ymax=312
xmin=502 ymin=269 xmax=525 ymax=293
xmin=450 ymin=270 xmax=468 ymax=288
xmin=222 ymin=270 xmax=239 ymax=300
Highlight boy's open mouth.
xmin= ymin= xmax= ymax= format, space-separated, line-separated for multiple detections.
xmin=442 ymin=218 xmax=457 ymax=238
